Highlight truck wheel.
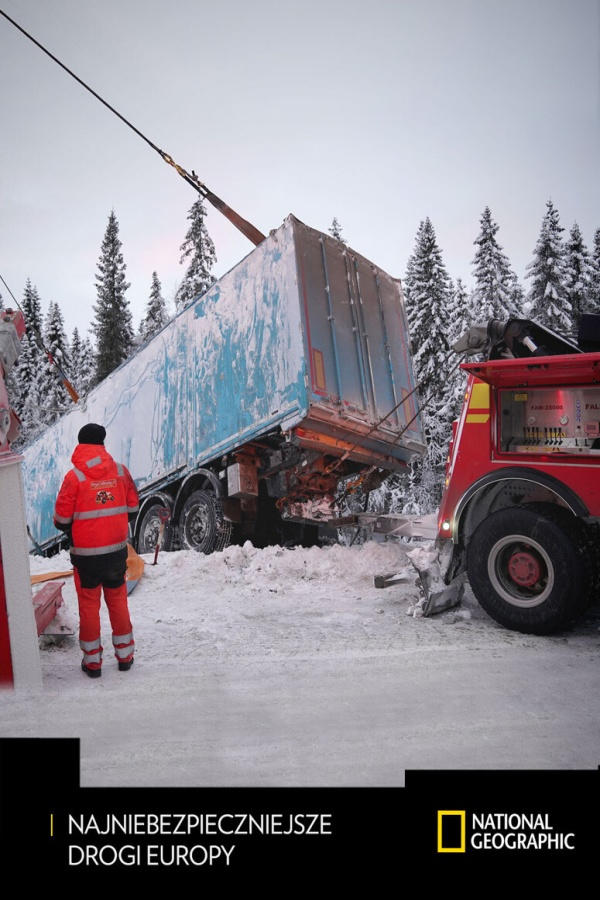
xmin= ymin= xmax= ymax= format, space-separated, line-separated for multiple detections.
xmin=466 ymin=506 xmax=587 ymax=634
xmin=179 ymin=490 xmax=232 ymax=554
xmin=136 ymin=499 xmax=172 ymax=554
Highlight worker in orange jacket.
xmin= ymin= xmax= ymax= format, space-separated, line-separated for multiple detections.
xmin=54 ymin=424 xmax=139 ymax=678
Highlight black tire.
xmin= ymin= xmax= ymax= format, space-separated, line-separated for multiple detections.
xmin=179 ymin=490 xmax=232 ymax=554
xmin=136 ymin=500 xmax=172 ymax=554
xmin=466 ymin=505 xmax=589 ymax=634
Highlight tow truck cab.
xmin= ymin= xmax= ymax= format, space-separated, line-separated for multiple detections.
xmin=438 ymin=337 xmax=600 ymax=634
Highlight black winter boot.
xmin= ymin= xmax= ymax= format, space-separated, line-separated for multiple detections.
xmin=81 ymin=660 xmax=101 ymax=678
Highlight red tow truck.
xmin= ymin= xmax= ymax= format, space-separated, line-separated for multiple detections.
xmin=436 ymin=317 xmax=600 ymax=633
xmin=360 ymin=316 xmax=600 ymax=634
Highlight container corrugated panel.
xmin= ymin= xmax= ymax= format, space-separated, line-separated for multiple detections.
xmin=291 ymin=217 xmax=424 ymax=463
xmin=22 ymin=215 xmax=424 ymax=548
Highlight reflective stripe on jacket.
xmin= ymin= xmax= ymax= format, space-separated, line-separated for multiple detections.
xmin=54 ymin=444 xmax=139 ymax=556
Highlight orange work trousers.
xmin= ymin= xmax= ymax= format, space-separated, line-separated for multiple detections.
xmin=74 ymin=568 xmax=134 ymax=670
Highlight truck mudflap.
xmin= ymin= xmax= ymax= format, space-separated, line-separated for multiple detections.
xmin=405 ymin=539 xmax=465 ymax=617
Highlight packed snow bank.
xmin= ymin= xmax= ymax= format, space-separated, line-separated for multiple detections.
xmin=1 ymin=541 xmax=599 ymax=786
xmin=29 ymin=540 xmax=423 ymax=665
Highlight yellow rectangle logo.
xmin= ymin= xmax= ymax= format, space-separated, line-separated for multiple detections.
xmin=437 ymin=810 xmax=466 ymax=853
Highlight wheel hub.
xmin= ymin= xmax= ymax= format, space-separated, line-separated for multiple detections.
xmin=507 ymin=550 xmax=542 ymax=587
xmin=139 ymin=506 xmax=168 ymax=553
xmin=487 ymin=533 xmax=554 ymax=608
xmin=188 ymin=503 xmax=210 ymax=546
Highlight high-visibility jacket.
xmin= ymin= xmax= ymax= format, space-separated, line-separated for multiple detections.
xmin=54 ymin=444 xmax=139 ymax=557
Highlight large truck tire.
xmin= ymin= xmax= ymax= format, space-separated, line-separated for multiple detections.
xmin=136 ymin=498 xmax=172 ymax=554
xmin=466 ymin=505 xmax=589 ymax=634
xmin=179 ymin=490 xmax=232 ymax=554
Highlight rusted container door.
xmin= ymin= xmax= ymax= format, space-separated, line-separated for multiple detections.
xmin=292 ymin=219 xmax=423 ymax=462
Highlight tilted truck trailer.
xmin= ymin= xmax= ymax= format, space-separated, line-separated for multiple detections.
xmin=22 ymin=215 xmax=426 ymax=555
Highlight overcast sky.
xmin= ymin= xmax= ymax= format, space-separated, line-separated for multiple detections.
xmin=1 ymin=0 xmax=599 ymax=335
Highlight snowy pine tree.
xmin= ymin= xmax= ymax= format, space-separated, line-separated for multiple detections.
xmin=526 ymin=200 xmax=570 ymax=334
xmin=328 ymin=217 xmax=347 ymax=244
xmin=588 ymin=228 xmax=600 ymax=314
xmin=403 ymin=219 xmax=452 ymax=395
xmin=69 ymin=327 xmax=95 ymax=397
xmin=471 ymin=206 xmax=518 ymax=321
xmin=393 ymin=219 xmax=457 ymax=511
xmin=175 ymin=197 xmax=216 ymax=311
xmin=442 ymin=276 xmax=475 ymax=414
xmin=12 ymin=280 xmax=46 ymax=443
xmin=91 ymin=211 xmax=133 ymax=383
xmin=140 ymin=271 xmax=168 ymax=341
xmin=509 ymin=273 xmax=525 ymax=315
xmin=447 ymin=277 xmax=473 ymax=345
xmin=564 ymin=222 xmax=592 ymax=337
xmin=40 ymin=301 xmax=71 ymax=426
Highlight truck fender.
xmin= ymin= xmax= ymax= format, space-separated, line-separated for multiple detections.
xmin=454 ymin=466 xmax=588 ymax=542
xmin=173 ymin=468 xmax=223 ymax=524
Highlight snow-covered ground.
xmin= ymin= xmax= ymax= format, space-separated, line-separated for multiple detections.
xmin=1 ymin=540 xmax=599 ymax=786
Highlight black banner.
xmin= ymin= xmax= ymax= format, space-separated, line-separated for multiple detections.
xmin=1 ymin=738 xmax=597 ymax=881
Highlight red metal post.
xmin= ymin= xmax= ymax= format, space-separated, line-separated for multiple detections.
xmin=0 ymin=546 xmax=15 ymax=686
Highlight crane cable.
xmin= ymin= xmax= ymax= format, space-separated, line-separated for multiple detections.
xmin=0 ymin=273 xmax=79 ymax=403
xmin=0 ymin=8 xmax=266 ymax=247
xmin=1 ymin=7 xmax=468 ymax=461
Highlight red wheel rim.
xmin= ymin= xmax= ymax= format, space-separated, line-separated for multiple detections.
xmin=507 ymin=550 xmax=541 ymax=587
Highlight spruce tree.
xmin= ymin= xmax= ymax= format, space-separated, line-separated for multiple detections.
xmin=447 ymin=277 xmax=473 ymax=345
xmin=588 ymin=228 xmax=600 ymax=314
xmin=175 ymin=197 xmax=216 ymax=311
xmin=564 ymin=222 xmax=592 ymax=336
xmin=401 ymin=219 xmax=456 ymax=508
xmin=526 ymin=200 xmax=570 ymax=334
xmin=140 ymin=271 xmax=168 ymax=341
xmin=91 ymin=210 xmax=133 ymax=383
xmin=509 ymin=273 xmax=525 ymax=315
xmin=328 ymin=217 xmax=347 ymax=244
xmin=12 ymin=280 xmax=46 ymax=443
xmin=69 ymin=327 xmax=95 ymax=397
xmin=403 ymin=218 xmax=452 ymax=390
xmin=471 ymin=206 xmax=518 ymax=321
xmin=40 ymin=301 xmax=70 ymax=425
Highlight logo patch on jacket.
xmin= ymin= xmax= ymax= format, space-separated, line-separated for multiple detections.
xmin=95 ymin=490 xmax=115 ymax=504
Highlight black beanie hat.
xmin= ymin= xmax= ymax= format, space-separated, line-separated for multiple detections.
xmin=78 ymin=423 xmax=106 ymax=445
